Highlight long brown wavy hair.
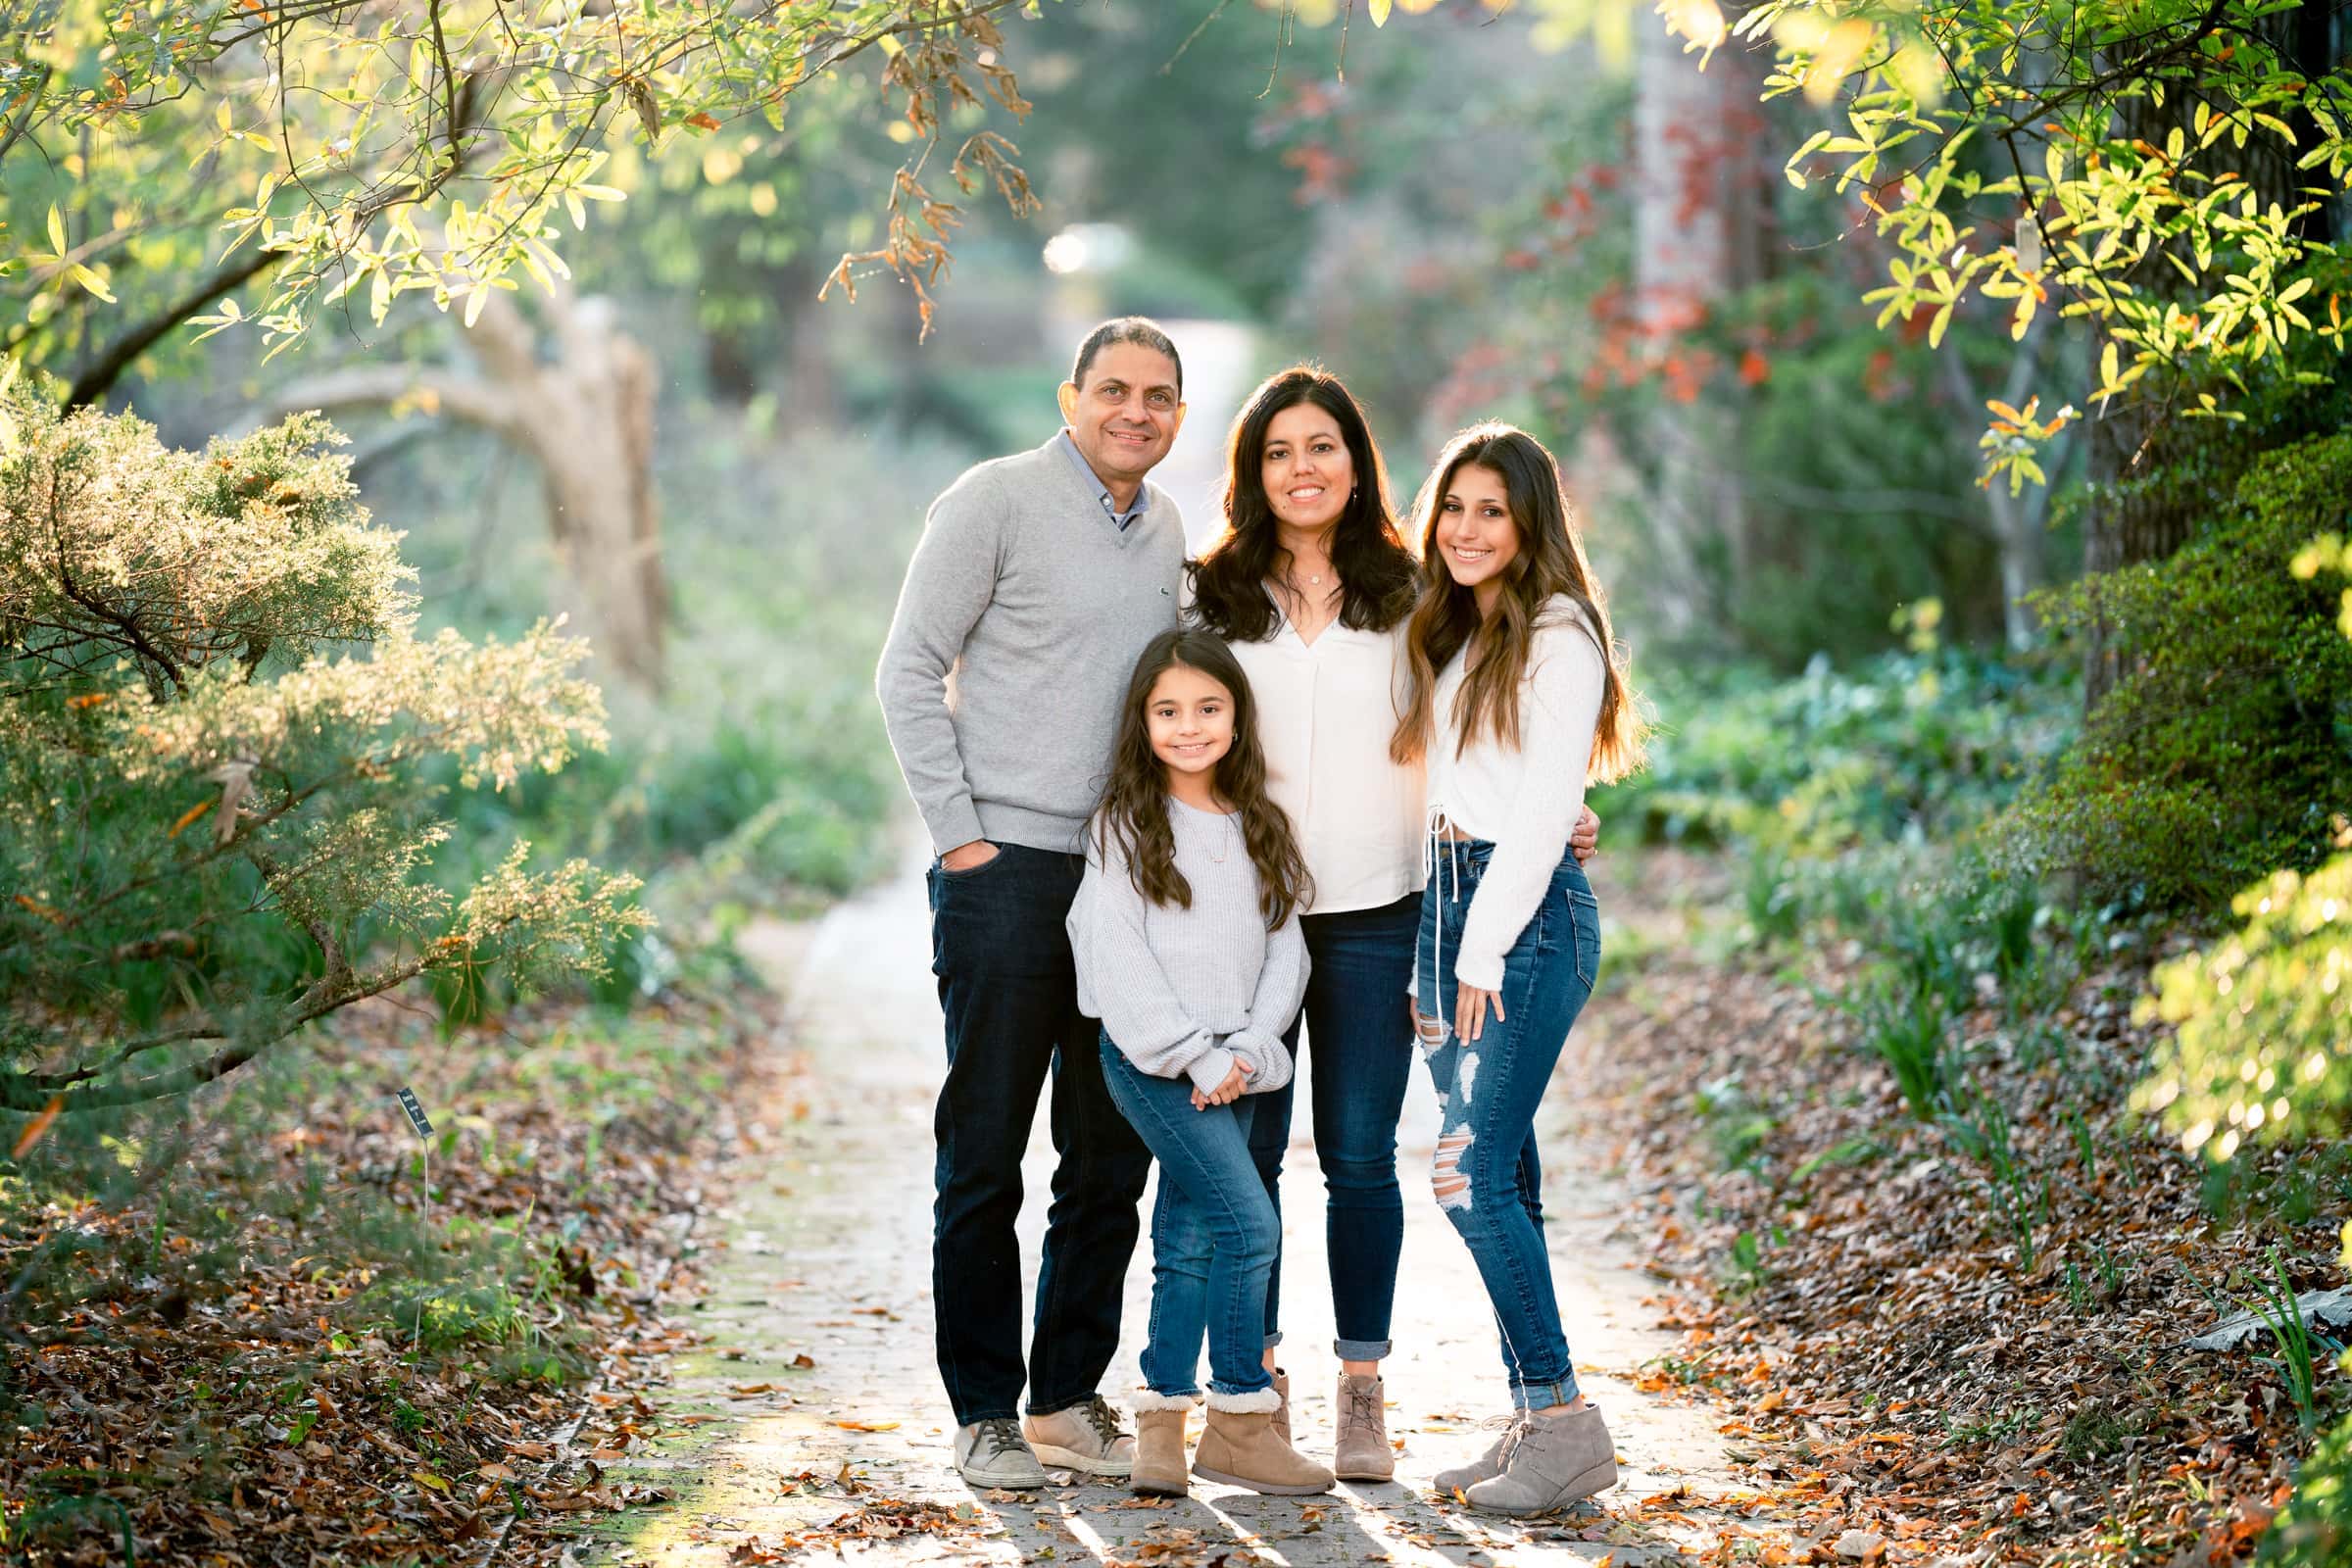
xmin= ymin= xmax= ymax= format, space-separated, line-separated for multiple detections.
xmin=1186 ymin=366 xmax=1418 ymax=643
xmin=1390 ymin=423 xmax=1645 ymax=782
xmin=1094 ymin=629 xmax=1313 ymax=928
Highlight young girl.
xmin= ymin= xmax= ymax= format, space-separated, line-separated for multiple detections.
xmin=1391 ymin=423 xmax=1645 ymax=1516
xmin=1067 ymin=628 xmax=1331 ymax=1498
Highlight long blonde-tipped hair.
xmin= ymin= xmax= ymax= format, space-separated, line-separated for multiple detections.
xmin=1390 ymin=422 xmax=1645 ymax=781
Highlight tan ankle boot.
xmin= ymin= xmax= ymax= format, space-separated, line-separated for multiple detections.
xmin=1129 ymin=1392 xmax=1193 ymax=1497
xmin=1269 ymin=1368 xmax=1292 ymax=1446
xmin=1463 ymin=1402 xmax=1617 ymax=1516
xmin=1193 ymin=1391 xmax=1333 ymax=1495
xmin=1333 ymin=1372 xmax=1395 ymax=1482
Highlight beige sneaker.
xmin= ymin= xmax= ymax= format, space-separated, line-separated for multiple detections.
xmin=1333 ymin=1372 xmax=1395 ymax=1482
xmin=1022 ymin=1395 xmax=1135 ymax=1479
xmin=956 ymin=1418 xmax=1048 ymax=1489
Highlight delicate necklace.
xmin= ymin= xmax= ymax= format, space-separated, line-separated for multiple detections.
xmin=1202 ymin=807 xmax=1238 ymax=864
xmin=1281 ymin=567 xmax=1335 ymax=604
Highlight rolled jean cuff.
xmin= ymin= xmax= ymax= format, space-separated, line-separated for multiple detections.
xmin=1335 ymin=1337 xmax=1393 ymax=1361
xmin=1263 ymin=1331 xmax=1284 ymax=1350
xmin=1510 ymin=1375 xmax=1579 ymax=1410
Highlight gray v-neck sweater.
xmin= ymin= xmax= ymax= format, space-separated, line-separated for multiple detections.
xmin=877 ymin=434 xmax=1185 ymax=855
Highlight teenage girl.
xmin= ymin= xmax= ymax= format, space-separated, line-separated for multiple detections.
xmin=1392 ymin=423 xmax=1646 ymax=1516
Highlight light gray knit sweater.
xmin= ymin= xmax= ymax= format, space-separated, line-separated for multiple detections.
xmin=1068 ymin=800 xmax=1307 ymax=1095
xmin=876 ymin=434 xmax=1185 ymax=856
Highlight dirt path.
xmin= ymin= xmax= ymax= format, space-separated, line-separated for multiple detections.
xmin=586 ymin=849 xmax=1793 ymax=1567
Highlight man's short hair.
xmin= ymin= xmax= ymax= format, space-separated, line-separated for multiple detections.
xmin=1070 ymin=318 xmax=1183 ymax=396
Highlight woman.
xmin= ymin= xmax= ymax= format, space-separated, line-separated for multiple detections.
xmin=1183 ymin=368 xmax=1597 ymax=1481
xmin=1393 ymin=422 xmax=1644 ymax=1516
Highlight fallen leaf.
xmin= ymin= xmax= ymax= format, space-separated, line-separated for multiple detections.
xmin=12 ymin=1096 xmax=64 ymax=1159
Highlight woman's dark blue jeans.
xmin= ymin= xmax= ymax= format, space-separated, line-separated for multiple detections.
xmin=1100 ymin=1037 xmax=1280 ymax=1400
xmin=1243 ymin=893 xmax=1421 ymax=1361
xmin=1415 ymin=839 xmax=1600 ymax=1408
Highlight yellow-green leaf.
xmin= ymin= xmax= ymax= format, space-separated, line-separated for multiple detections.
xmin=69 ymin=265 xmax=115 ymax=303
xmin=45 ymin=204 xmax=65 ymax=259
xmin=1369 ymin=0 xmax=1392 ymax=24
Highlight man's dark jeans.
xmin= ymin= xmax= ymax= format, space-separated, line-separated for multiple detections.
xmin=928 ymin=841 xmax=1152 ymax=1427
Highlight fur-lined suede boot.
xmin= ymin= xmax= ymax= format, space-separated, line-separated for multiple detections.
xmin=1129 ymin=1391 xmax=1194 ymax=1497
xmin=1192 ymin=1388 xmax=1333 ymax=1496
xmin=1269 ymin=1368 xmax=1292 ymax=1446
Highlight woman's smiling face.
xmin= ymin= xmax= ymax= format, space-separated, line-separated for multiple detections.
xmin=1260 ymin=402 xmax=1353 ymax=535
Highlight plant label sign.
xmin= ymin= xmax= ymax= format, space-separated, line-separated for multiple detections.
xmin=394 ymin=1086 xmax=435 ymax=1140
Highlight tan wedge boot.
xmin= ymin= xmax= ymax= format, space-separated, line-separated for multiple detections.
xmin=1192 ymin=1390 xmax=1333 ymax=1496
xmin=1129 ymin=1392 xmax=1193 ymax=1497
xmin=1432 ymin=1413 xmax=1525 ymax=1498
xmin=1333 ymin=1372 xmax=1395 ymax=1482
xmin=1463 ymin=1402 xmax=1617 ymax=1516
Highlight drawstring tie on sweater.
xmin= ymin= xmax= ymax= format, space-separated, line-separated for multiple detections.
xmin=1421 ymin=804 xmax=1465 ymax=1032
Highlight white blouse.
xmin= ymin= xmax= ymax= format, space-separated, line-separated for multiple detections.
xmin=1425 ymin=596 xmax=1605 ymax=993
xmin=1227 ymin=608 xmax=1427 ymax=917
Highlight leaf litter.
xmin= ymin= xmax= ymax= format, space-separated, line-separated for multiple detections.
xmin=0 ymin=986 xmax=807 ymax=1565
xmin=1566 ymin=849 xmax=2345 ymax=1566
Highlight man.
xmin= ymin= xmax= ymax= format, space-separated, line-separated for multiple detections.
xmin=877 ymin=318 xmax=1189 ymax=1488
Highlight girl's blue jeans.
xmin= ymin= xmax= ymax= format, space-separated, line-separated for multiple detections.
xmin=1100 ymin=1036 xmax=1279 ymax=1400
xmin=1415 ymin=838 xmax=1601 ymax=1409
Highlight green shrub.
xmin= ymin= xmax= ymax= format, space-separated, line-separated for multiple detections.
xmin=2006 ymin=434 xmax=2352 ymax=911
xmin=2135 ymin=853 xmax=2352 ymax=1164
xmin=2263 ymin=1224 xmax=2352 ymax=1565
xmin=1593 ymin=645 xmax=2077 ymax=854
xmin=2264 ymin=1410 xmax=2352 ymax=1565
xmin=0 ymin=375 xmax=646 ymax=1112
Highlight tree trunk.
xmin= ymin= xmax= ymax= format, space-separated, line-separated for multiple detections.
xmin=267 ymin=287 xmax=668 ymax=690
xmin=1631 ymin=25 xmax=1774 ymax=641
xmin=1936 ymin=326 xmax=2061 ymax=652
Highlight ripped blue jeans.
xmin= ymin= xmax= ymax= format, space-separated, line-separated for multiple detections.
xmin=1414 ymin=838 xmax=1601 ymax=1409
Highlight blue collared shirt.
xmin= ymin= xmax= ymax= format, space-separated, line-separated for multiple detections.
xmin=1056 ymin=428 xmax=1146 ymax=532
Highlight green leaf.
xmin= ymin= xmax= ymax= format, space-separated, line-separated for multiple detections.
xmin=45 ymin=205 xmax=65 ymax=259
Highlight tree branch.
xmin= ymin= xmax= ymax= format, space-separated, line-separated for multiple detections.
xmin=0 ymin=67 xmax=51 ymax=170
xmin=258 ymin=362 xmax=530 ymax=441
xmin=62 ymin=245 xmax=284 ymax=411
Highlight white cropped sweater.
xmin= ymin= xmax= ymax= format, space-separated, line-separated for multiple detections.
xmin=1425 ymin=596 xmax=1606 ymax=993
